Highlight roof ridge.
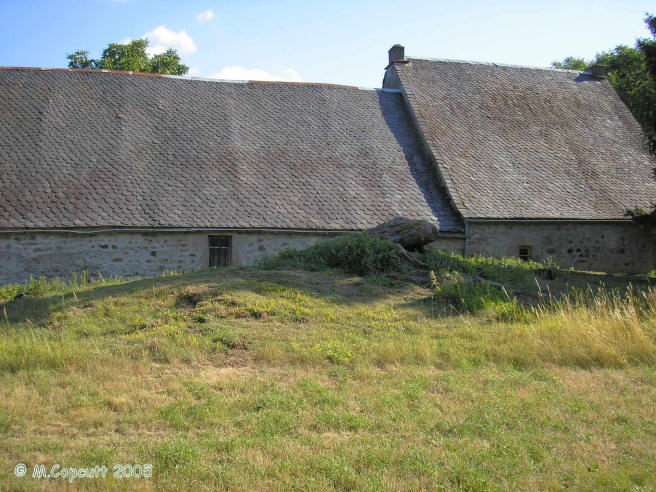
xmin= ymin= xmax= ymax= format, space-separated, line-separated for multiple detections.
xmin=0 ymin=66 xmax=169 ymax=77
xmin=0 ymin=66 xmax=398 ymax=91
xmin=405 ymin=56 xmax=583 ymax=74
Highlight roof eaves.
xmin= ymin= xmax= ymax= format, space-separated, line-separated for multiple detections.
xmin=466 ymin=217 xmax=632 ymax=223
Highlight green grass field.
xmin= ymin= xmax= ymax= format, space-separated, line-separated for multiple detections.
xmin=1 ymin=254 xmax=655 ymax=490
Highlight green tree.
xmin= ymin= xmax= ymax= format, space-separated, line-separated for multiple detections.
xmin=551 ymin=56 xmax=588 ymax=71
xmin=97 ymin=39 xmax=151 ymax=72
xmin=150 ymin=49 xmax=189 ymax=75
xmin=596 ymin=45 xmax=656 ymax=152
xmin=638 ymin=14 xmax=656 ymax=78
xmin=66 ymin=49 xmax=98 ymax=69
xmin=67 ymin=39 xmax=188 ymax=75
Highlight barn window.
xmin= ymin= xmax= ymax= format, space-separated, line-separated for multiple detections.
xmin=518 ymin=246 xmax=532 ymax=262
xmin=209 ymin=235 xmax=231 ymax=267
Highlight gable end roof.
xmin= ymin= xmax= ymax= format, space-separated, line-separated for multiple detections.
xmin=392 ymin=57 xmax=656 ymax=220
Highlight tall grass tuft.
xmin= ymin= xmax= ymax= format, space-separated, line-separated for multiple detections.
xmin=515 ymin=285 xmax=656 ymax=367
xmin=428 ymin=264 xmax=656 ymax=367
xmin=0 ymin=271 xmax=135 ymax=301
xmin=430 ymin=270 xmax=514 ymax=313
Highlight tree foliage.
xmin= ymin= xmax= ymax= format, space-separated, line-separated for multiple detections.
xmin=638 ymin=14 xmax=656 ymax=78
xmin=552 ymin=13 xmax=656 ymax=154
xmin=66 ymin=50 xmax=96 ymax=69
xmin=67 ymin=39 xmax=188 ymax=75
xmin=624 ymin=204 xmax=656 ymax=226
xmin=551 ymin=56 xmax=587 ymax=71
xmin=596 ymin=45 xmax=656 ymax=153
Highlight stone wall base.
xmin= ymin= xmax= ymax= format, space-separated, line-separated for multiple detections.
xmin=0 ymin=230 xmax=336 ymax=284
xmin=468 ymin=221 xmax=655 ymax=273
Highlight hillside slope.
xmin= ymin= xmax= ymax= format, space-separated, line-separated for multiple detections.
xmin=1 ymin=266 xmax=655 ymax=490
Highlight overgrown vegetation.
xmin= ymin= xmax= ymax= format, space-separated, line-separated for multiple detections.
xmin=0 ymin=269 xmax=184 ymax=302
xmin=1 ymin=254 xmax=655 ymax=489
xmin=625 ymin=203 xmax=656 ymax=226
xmin=429 ymin=269 xmax=514 ymax=314
xmin=256 ymin=233 xmax=404 ymax=275
xmin=426 ymin=248 xmax=549 ymax=287
xmin=258 ymin=237 xmax=655 ymax=319
xmin=0 ymin=271 xmax=125 ymax=301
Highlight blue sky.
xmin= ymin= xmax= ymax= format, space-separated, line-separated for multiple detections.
xmin=0 ymin=0 xmax=653 ymax=88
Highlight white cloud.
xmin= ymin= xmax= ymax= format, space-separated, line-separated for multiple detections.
xmin=187 ymin=67 xmax=201 ymax=77
xmin=142 ymin=25 xmax=197 ymax=56
xmin=208 ymin=66 xmax=303 ymax=82
xmin=196 ymin=9 xmax=215 ymax=22
xmin=118 ymin=37 xmax=133 ymax=45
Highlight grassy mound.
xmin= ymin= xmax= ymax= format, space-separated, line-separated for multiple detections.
xmin=258 ymin=237 xmax=537 ymax=315
xmin=1 ymin=249 xmax=656 ymax=489
xmin=0 ymin=267 xmax=655 ymax=490
xmin=258 ymin=238 xmax=656 ymax=319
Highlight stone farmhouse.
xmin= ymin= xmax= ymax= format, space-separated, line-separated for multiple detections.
xmin=1 ymin=45 xmax=655 ymax=283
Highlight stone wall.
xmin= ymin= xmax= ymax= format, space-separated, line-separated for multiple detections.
xmin=468 ymin=221 xmax=656 ymax=273
xmin=424 ymin=234 xmax=466 ymax=255
xmin=231 ymin=233 xmax=334 ymax=265
xmin=3 ymin=222 xmax=650 ymax=285
xmin=0 ymin=230 xmax=337 ymax=285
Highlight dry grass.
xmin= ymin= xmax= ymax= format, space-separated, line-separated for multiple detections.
xmin=0 ymin=267 xmax=655 ymax=490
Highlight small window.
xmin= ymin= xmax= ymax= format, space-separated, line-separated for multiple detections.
xmin=518 ymin=246 xmax=532 ymax=262
xmin=209 ymin=235 xmax=231 ymax=267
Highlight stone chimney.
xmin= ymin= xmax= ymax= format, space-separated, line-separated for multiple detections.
xmin=383 ymin=44 xmax=407 ymax=89
xmin=388 ymin=44 xmax=406 ymax=66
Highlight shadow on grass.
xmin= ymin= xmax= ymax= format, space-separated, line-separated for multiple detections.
xmin=553 ymin=269 xmax=653 ymax=290
xmin=1 ymin=266 xmax=650 ymax=326
xmin=0 ymin=267 xmax=430 ymax=325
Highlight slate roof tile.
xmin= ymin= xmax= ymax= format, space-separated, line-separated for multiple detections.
xmin=394 ymin=58 xmax=656 ymax=220
xmin=0 ymin=69 xmax=463 ymax=232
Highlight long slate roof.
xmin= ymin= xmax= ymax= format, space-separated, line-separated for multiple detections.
xmin=0 ymin=68 xmax=462 ymax=232
xmin=393 ymin=58 xmax=656 ymax=220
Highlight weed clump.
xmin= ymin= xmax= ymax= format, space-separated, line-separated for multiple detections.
xmin=256 ymin=233 xmax=404 ymax=275
xmin=0 ymin=271 xmax=127 ymax=301
xmin=426 ymin=250 xmax=547 ymax=286
xmin=430 ymin=270 xmax=519 ymax=314
xmin=313 ymin=341 xmax=356 ymax=365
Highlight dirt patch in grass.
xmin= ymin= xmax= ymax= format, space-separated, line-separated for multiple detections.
xmin=175 ymin=285 xmax=220 ymax=308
